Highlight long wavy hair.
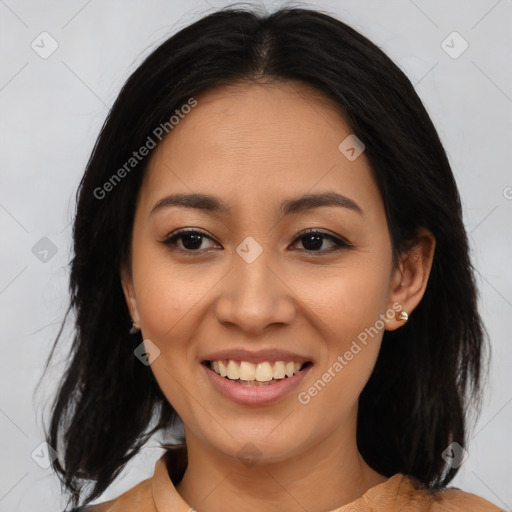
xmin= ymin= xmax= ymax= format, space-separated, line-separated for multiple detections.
xmin=41 ymin=6 xmax=487 ymax=510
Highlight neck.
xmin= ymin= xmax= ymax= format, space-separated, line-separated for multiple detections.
xmin=175 ymin=418 xmax=388 ymax=512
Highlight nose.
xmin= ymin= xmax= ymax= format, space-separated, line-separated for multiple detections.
xmin=213 ymin=250 xmax=296 ymax=335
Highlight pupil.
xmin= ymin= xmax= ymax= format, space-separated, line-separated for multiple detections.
xmin=303 ymin=234 xmax=322 ymax=250
xmin=183 ymin=233 xmax=202 ymax=250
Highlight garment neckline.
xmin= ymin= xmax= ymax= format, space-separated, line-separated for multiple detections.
xmin=153 ymin=444 xmax=412 ymax=512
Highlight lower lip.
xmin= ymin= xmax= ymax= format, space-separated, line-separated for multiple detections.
xmin=202 ymin=363 xmax=312 ymax=406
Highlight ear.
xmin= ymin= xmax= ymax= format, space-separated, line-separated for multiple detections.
xmin=120 ymin=265 xmax=141 ymax=326
xmin=385 ymin=228 xmax=436 ymax=331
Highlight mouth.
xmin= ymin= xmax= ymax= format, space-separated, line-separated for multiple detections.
xmin=202 ymin=359 xmax=314 ymax=386
xmin=201 ymin=357 xmax=314 ymax=405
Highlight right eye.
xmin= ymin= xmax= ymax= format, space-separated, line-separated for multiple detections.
xmin=161 ymin=228 xmax=219 ymax=253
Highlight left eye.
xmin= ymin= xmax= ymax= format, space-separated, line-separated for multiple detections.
xmin=161 ymin=229 xmax=350 ymax=254
xmin=291 ymin=230 xmax=349 ymax=253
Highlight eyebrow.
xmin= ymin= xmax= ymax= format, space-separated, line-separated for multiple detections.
xmin=150 ymin=191 xmax=364 ymax=217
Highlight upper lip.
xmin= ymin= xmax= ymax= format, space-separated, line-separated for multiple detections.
xmin=201 ymin=348 xmax=313 ymax=365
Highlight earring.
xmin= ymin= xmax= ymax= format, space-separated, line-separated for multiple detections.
xmin=129 ymin=319 xmax=140 ymax=334
xmin=396 ymin=310 xmax=409 ymax=323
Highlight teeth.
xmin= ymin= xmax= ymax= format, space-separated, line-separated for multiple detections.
xmin=208 ymin=359 xmax=307 ymax=382
xmin=239 ymin=361 xmax=256 ymax=380
xmin=256 ymin=362 xmax=273 ymax=381
xmin=273 ymin=361 xmax=285 ymax=379
xmin=226 ymin=360 xmax=239 ymax=380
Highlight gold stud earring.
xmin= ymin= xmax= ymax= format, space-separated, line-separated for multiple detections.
xmin=396 ymin=311 xmax=408 ymax=323
xmin=129 ymin=319 xmax=140 ymax=334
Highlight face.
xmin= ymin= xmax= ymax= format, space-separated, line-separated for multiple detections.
xmin=122 ymin=80 xmax=407 ymax=464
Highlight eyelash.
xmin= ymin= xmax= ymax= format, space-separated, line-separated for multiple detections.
xmin=161 ymin=228 xmax=352 ymax=256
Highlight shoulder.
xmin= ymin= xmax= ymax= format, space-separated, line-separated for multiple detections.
xmin=73 ymin=501 xmax=116 ymax=511
xmin=73 ymin=477 xmax=154 ymax=512
xmin=428 ymin=485 xmax=504 ymax=511
xmin=70 ymin=504 xmax=112 ymax=512
xmin=400 ymin=475 xmax=504 ymax=512
xmin=361 ymin=474 xmax=503 ymax=512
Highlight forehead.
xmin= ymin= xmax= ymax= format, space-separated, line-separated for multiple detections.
xmin=155 ymin=80 xmax=348 ymax=161
xmin=140 ymin=80 xmax=381 ymax=216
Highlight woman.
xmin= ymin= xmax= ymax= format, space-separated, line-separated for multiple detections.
xmin=44 ymin=6 xmax=503 ymax=511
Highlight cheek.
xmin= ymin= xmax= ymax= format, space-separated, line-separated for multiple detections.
xmin=132 ymin=252 xmax=213 ymax=339
xmin=295 ymin=254 xmax=391 ymax=338
xmin=130 ymin=255 xmax=204 ymax=412
xmin=293 ymin=252 xmax=391 ymax=397
xmin=295 ymin=270 xmax=387 ymax=421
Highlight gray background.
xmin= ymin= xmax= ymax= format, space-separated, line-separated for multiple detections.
xmin=0 ymin=0 xmax=511 ymax=510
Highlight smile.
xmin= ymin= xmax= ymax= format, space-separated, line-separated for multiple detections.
xmin=202 ymin=359 xmax=313 ymax=405
xmin=205 ymin=359 xmax=311 ymax=385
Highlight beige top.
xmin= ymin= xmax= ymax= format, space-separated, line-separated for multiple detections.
xmin=84 ymin=445 xmax=503 ymax=511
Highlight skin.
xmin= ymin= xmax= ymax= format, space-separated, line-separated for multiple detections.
xmin=121 ymin=80 xmax=435 ymax=512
